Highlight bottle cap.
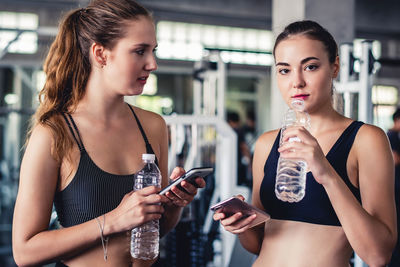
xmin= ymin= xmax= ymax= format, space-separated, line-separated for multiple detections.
xmin=142 ymin=153 xmax=155 ymax=161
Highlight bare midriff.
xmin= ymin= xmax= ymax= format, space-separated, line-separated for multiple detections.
xmin=63 ymin=231 xmax=156 ymax=267
xmin=253 ymin=219 xmax=353 ymax=267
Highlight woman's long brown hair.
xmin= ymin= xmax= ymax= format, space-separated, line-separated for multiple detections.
xmin=30 ymin=0 xmax=151 ymax=162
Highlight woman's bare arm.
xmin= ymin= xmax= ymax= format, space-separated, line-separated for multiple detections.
xmin=12 ymin=124 xmax=102 ymax=265
xmin=324 ymin=125 xmax=397 ymax=266
xmin=237 ymin=130 xmax=279 ymax=254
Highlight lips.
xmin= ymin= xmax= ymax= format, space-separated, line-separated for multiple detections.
xmin=292 ymin=94 xmax=309 ymax=100
xmin=138 ymin=76 xmax=148 ymax=84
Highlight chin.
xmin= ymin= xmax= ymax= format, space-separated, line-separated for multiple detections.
xmin=125 ymin=87 xmax=144 ymax=96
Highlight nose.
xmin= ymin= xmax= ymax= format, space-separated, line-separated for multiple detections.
xmin=145 ymin=54 xmax=158 ymax=71
xmin=292 ymin=70 xmax=306 ymax=89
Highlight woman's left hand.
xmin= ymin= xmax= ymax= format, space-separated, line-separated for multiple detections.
xmin=164 ymin=167 xmax=206 ymax=207
xmin=278 ymin=126 xmax=334 ymax=185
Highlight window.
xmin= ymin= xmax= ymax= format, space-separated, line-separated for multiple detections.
xmin=156 ymin=21 xmax=273 ymax=66
xmin=0 ymin=11 xmax=38 ymax=54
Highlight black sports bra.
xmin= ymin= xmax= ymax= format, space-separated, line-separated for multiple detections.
xmin=260 ymin=121 xmax=363 ymax=226
xmin=54 ymin=105 xmax=157 ymax=227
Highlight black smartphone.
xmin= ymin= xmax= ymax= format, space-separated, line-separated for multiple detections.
xmin=159 ymin=167 xmax=213 ymax=195
xmin=210 ymin=197 xmax=270 ymax=228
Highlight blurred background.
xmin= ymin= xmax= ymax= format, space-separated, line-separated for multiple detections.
xmin=0 ymin=0 xmax=399 ymax=266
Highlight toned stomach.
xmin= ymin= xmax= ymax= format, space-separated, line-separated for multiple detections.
xmin=63 ymin=231 xmax=156 ymax=267
xmin=253 ymin=219 xmax=353 ymax=267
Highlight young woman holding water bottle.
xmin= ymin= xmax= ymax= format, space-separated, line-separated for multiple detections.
xmin=213 ymin=20 xmax=397 ymax=266
xmin=12 ymin=0 xmax=205 ymax=266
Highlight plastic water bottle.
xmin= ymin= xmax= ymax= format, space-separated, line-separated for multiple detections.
xmin=131 ymin=154 xmax=161 ymax=260
xmin=275 ymin=99 xmax=311 ymax=202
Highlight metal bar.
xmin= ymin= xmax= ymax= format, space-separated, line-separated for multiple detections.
xmin=0 ymin=26 xmax=58 ymax=36
xmin=204 ymin=47 xmax=272 ymax=54
xmin=0 ymin=31 xmax=23 ymax=60
xmin=334 ymin=81 xmax=360 ymax=93
xmin=359 ymin=41 xmax=374 ymax=123
xmin=217 ymin=52 xmax=226 ymax=120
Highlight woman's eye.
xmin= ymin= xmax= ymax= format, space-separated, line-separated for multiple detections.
xmin=278 ymin=68 xmax=289 ymax=75
xmin=135 ymin=49 xmax=145 ymax=55
xmin=305 ymin=64 xmax=318 ymax=71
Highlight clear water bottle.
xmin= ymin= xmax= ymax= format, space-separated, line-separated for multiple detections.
xmin=275 ymin=99 xmax=311 ymax=202
xmin=131 ymin=154 xmax=161 ymax=260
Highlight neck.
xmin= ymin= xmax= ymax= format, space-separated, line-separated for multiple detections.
xmin=307 ymin=102 xmax=344 ymax=135
xmin=75 ymin=73 xmax=129 ymax=123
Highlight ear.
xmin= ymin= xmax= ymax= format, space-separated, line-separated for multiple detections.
xmin=90 ymin=42 xmax=107 ymax=68
xmin=332 ymin=55 xmax=340 ymax=78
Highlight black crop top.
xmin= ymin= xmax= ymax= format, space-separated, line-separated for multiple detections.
xmin=260 ymin=121 xmax=363 ymax=226
xmin=54 ymin=105 xmax=157 ymax=227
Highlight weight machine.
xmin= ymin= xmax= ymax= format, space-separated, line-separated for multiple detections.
xmin=163 ymin=49 xmax=254 ymax=267
xmin=335 ymin=40 xmax=376 ymax=123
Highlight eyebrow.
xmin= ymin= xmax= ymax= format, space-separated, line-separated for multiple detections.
xmin=132 ymin=43 xmax=158 ymax=49
xmin=275 ymin=56 xmax=320 ymax=67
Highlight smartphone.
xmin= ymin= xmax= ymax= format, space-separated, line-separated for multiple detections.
xmin=159 ymin=167 xmax=213 ymax=195
xmin=210 ymin=197 xmax=270 ymax=228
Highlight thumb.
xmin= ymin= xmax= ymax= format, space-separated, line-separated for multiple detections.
xmin=170 ymin=167 xmax=185 ymax=180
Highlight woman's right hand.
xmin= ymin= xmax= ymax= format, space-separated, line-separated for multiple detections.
xmin=106 ymin=186 xmax=168 ymax=234
xmin=212 ymin=195 xmax=257 ymax=234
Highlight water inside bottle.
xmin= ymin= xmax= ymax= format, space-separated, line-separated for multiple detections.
xmin=275 ymin=158 xmax=307 ymax=202
xmin=131 ymin=220 xmax=159 ymax=260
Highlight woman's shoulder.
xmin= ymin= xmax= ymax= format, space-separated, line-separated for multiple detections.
xmin=29 ymin=119 xmax=58 ymax=143
xmin=129 ymin=105 xmax=166 ymax=130
xmin=353 ymin=121 xmax=391 ymax=153
xmin=356 ymin=122 xmax=388 ymax=142
xmin=129 ymin=104 xmax=164 ymax=120
xmin=253 ymin=129 xmax=280 ymax=163
xmin=255 ymin=129 xmax=280 ymax=148
xmin=24 ymin=121 xmax=61 ymax=163
xmin=30 ymin=114 xmax=70 ymax=142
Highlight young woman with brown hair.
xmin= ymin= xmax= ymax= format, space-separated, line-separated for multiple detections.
xmin=12 ymin=1 xmax=205 ymax=266
xmin=214 ymin=20 xmax=396 ymax=266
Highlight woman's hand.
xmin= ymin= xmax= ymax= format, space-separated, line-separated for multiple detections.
xmin=164 ymin=167 xmax=206 ymax=207
xmin=212 ymin=195 xmax=257 ymax=234
xmin=107 ymin=186 xmax=168 ymax=234
xmin=278 ymin=126 xmax=334 ymax=184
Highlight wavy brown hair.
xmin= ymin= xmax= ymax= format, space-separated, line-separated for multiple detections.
xmin=31 ymin=0 xmax=151 ymax=162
